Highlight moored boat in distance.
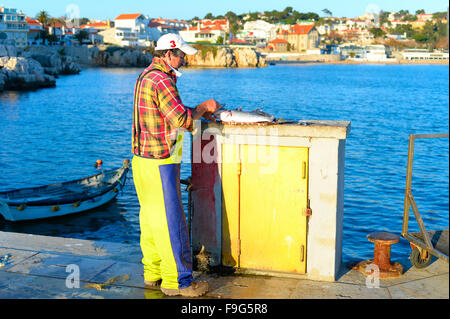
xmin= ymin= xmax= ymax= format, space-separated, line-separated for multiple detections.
xmin=0 ymin=159 xmax=130 ymax=222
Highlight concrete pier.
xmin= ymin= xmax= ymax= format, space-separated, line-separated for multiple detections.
xmin=0 ymin=231 xmax=448 ymax=299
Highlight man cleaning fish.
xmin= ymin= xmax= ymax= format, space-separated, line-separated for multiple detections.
xmin=131 ymin=33 xmax=276 ymax=298
xmin=131 ymin=33 xmax=222 ymax=297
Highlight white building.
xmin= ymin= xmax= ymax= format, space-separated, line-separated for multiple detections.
xmin=401 ymin=49 xmax=449 ymax=60
xmin=364 ymin=44 xmax=393 ymax=61
xmin=111 ymin=13 xmax=153 ymax=46
xmin=179 ymin=25 xmax=226 ymax=44
xmin=26 ymin=17 xmax=43 ymax=45
xmin=0 ymin=6 xmax=29 ymax=48
xmin=238 ymin=20 xmax=277 ymax=45
xmin=99 ymin=27 xmax=139 ymax=47
xmin=147 ymin=19 xmax=186 ymax=42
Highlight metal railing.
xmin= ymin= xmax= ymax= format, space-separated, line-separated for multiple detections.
xmin=401 ymin=133 xmax=449 ymax=261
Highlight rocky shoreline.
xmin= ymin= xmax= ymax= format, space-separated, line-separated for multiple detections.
xmin=1 ymin=44 xmax=268 ymax=93
xmin=187 ymin=46 xmax=267 ymax=68
xmin=0 ymin=45 xmax=81 ymax=93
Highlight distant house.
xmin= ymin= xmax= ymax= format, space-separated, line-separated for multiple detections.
xmin=390 ymin=20 xmax=411 ymax=28
xmin=151 ymin=18 xmax=189 ymax=32
xmin=416 ymin=13 xmax=433 ymax=22
xmin=99 ymin=27 xmax=138 ymax=46
xmin=78 ymin=22 xmax=109 ymax=44
xmin=147 ymin=18 xmax=187 ymax=41
xmin=79 ymin=21 xmax=110 ymax=32
xmin=26 ymin=17 xmax=43 ymax=44
xmin=101 ymin=13 xmax=152 ymax=46
xmin=278 ymin=24 xmax=319 ymax=52
xmin=199 ymin=19 xmax=229 ymax=32
xmin=179 ymin=24 xmax=226 ymax=43
xmin=47 ymin=22 xmax=64 ymax=41
xmin=0 ymin=6 xmax=29 ymax=48
xmin=238 ymin=20 xmax=277 ymax=46
xmin=267 ymin=38 xmax=289 ymax=52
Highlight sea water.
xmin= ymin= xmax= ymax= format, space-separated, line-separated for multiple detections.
xmin=0 ymin=64 xmax=448 ymax=264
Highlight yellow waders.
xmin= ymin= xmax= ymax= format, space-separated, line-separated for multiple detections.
xmin=132 ymin=132 xmax=193 ymax=289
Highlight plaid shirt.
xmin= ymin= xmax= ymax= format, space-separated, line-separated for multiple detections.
xmin=132 ymin=57 xmax=193 ymax=158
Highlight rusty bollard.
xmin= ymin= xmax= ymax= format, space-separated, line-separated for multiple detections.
xmin=353 ymin=231 xmax=403 ymax=279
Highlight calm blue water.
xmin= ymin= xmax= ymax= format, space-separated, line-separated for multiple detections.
xmin=0 ymin=64 xmax=448 ymax=265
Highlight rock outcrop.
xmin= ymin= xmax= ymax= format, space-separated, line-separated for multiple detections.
xmin=1 ymin=45 xmax=56 ymax=92
xmin=0 ymin=56 xmax=56 ymax=91
xmin=186 ymin=46 xmax=266 ymax=68
xmin=24 ymin=54 xmax=81 ymax=76
xmin=89 ymin=46 xmax=153 ymax=67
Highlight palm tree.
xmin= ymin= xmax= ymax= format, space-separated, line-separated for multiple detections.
xmin=322 ymin=9 xmax=332 ymax=17
xmin=36 ymin=10 xmax=50 ymax=26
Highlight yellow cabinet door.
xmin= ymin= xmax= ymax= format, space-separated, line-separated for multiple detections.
xmin=222 ymin=143 xmax=309 ymax=274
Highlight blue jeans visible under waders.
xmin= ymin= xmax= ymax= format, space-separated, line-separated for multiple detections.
xmin=132 ymin=132 xmax=193 ymax=289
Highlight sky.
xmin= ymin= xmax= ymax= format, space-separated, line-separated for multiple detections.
xmin=3 ymin=0 xmax=449 ymax=21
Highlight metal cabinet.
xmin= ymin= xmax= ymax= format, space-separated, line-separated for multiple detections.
xmin=191 ymin=120 xmax=350 ymax=280
xmin=222 ymin=144 xmax=309 ymax=273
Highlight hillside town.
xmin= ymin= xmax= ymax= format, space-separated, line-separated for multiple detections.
xmin=0 ymin=5 xmax=449 ymax=62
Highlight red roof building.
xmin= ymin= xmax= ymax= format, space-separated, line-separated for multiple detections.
xmin=267 ymin=38 xmax=289 ymax=52
xmin=114 ymin=13 xmax=144 ymax=20
xmin=277 ymin=24 xmax=319 ymax=52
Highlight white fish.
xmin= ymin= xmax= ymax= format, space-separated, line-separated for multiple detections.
xmin=214 ymin=108 xmax=275 ymax=123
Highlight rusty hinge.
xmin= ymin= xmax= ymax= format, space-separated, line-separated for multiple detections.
xmin=238 ymin=162 xmax=242 ymax=175
xmin=303 ymin=199 xmax=312 ymax=216
xmin=237 ymin=239 xmax=241 ymax=257
xmin=236 ymin=239 xmax=241 ymax=257
xmin=300 ymin=245 xmax=305 ymax=262
xmin=302 ymin=161 xmax=307 ymax=179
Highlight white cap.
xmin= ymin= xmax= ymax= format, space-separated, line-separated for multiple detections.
xmin=155 ymin=33 xmax=198 ymax=55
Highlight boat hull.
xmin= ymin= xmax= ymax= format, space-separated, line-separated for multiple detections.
xmin=0 ymin=160 xmax=129 ymax=222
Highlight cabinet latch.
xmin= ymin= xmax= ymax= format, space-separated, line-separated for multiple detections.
xmin=303 ymin=199 xmax=312 ymax=216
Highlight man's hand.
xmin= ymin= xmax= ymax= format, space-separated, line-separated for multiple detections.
xmin=203 ymin=112 xmax=217 ymax=122
xmin=192 ymin=99 xmax=222 ymax=121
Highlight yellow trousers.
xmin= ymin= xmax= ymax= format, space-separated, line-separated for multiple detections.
xmin=132 ymin=133 xmax=193 ymax=289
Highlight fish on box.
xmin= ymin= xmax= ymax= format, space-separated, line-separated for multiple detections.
xmin=213 ymin=107 xmax=275 ymax=124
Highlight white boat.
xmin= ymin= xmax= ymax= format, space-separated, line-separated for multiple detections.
xmin=0 ymin=159 xmax=130 ymax=222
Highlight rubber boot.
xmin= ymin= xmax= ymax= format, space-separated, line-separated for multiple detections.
xmin=160 ymin=281 xmax=209 ymax=297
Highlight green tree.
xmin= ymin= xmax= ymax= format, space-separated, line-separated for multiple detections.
xmin=369 ymin=27 xmax=385 ymax=38
xmin=204 ymin=13 xmax=214 ymax=19
xmin=402 ymin=14 xmax=417 ymax=21
xmin=283 ymin=6 xmax=293 ymax=16
xmin=72 ymin=17 xmax=90 ymax=26
xmin=47 ymin=33 xmax=58 ymax=44
xmin=225 ymin=11 xmax=238 ymax=21
xmin=36 ymin=10 xmax=50 ymax=26
xmin=38 ymin=29 xmax=49 ymax=44
xmin=390 ymin=24 xmax=416 ymax=38
xmin=322 ymin=8 xmax=332 ymax=17
xmin=229 ymin=22 xmax=241 ymax=37
xmin=74 ymin=30 xmax=89 ymax=43
xmin=413 ymin=33 xmax=428 ymax=43
xmin=415 ymin=9 xmax=425 ymax=15
xmin=432 ymin=12 xmax=448 ymax=20
xmin=379 ymin=11 xmax=390 ymax=25
xmin=216 ymin=36 xmax=224 ymax=44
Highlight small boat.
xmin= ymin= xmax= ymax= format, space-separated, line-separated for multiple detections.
xmin=0 ymin=159 xmax=130 ymax=222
